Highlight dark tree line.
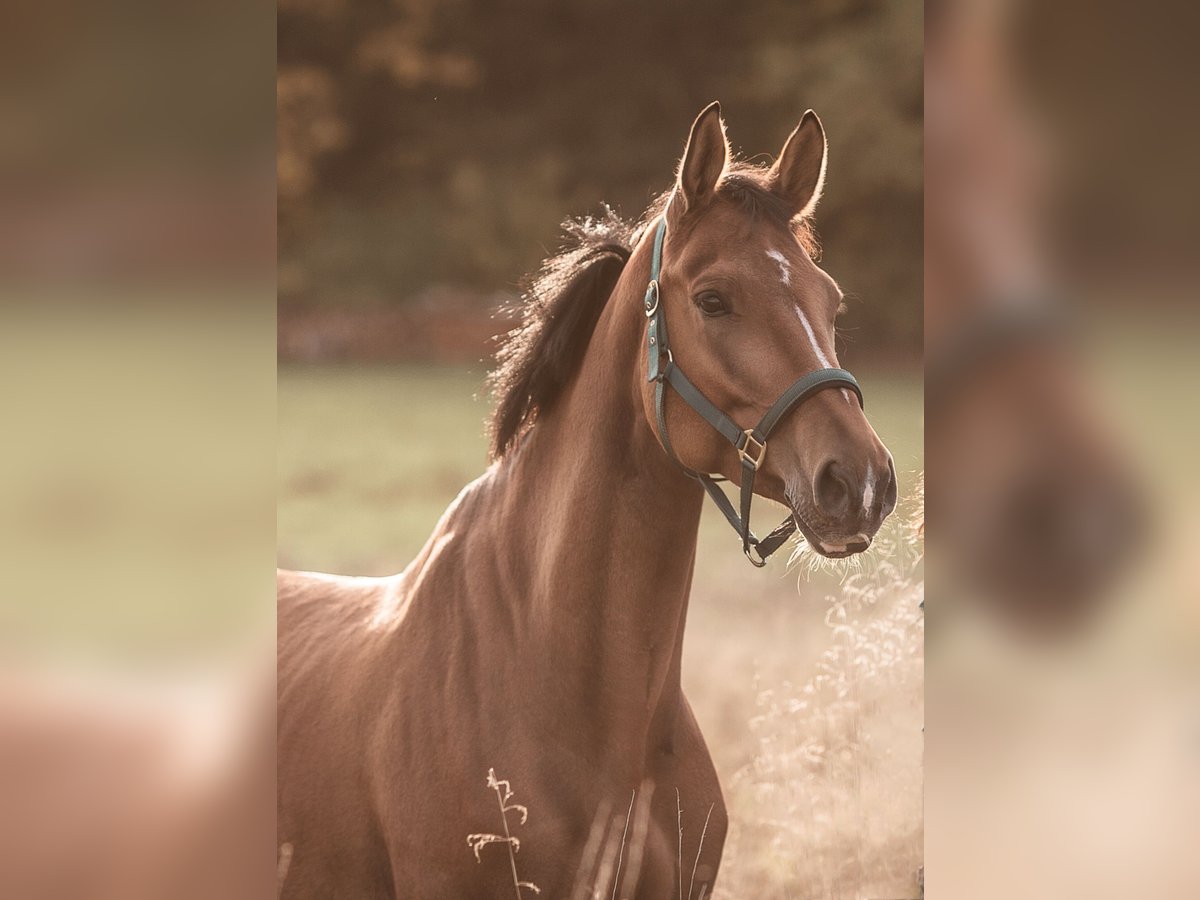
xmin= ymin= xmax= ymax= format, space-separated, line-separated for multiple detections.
xmin=279 ymin=0 xmax=921 ymax=357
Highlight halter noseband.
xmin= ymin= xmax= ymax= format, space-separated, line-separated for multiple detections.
xmin=643 ymin=216 xmax=864 ymax=566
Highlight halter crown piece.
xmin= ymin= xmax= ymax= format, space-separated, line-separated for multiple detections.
xmin=644 ymin=215 xmax=864 ymax=566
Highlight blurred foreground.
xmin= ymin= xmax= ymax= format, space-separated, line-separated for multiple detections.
xmin=0 ymin=305 xmax=276 ymax=899
xmin=925 ymin=1 xmax=1200 ymax=897
xmin=1 ymin=0 xmax=275 ymax=891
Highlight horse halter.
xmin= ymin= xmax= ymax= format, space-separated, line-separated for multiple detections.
xmin=643 ymin=216 xmax=864 ymax=566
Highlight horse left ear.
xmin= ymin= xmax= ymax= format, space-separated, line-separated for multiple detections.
xmin=769 ymin=110 xmax=828 ymax=219
xmin=675 ymin=101 xmax=730 ymax=213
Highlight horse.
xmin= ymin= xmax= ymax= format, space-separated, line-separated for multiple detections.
xmin=277 ymin=102 xmax=896 ymax=899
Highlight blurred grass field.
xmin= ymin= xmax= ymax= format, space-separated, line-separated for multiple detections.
xmin=278 ymin=362 xmax=924 ymax=898
xmin=278 ymin=364 xmax=922 ymax=575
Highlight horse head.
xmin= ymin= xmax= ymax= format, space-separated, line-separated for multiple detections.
xmin=638 ymin=103 xmax=896 ymax=558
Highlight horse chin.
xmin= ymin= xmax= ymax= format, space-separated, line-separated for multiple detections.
xmin=789 ymin=508 xmax=873 ymax=559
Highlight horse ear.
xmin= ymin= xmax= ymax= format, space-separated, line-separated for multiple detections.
xmin=769 ymin=110 xmax=828 ymax=219
xmin=676 ymin=101 xmax=729 ymax=212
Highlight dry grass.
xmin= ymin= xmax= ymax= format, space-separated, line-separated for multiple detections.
xmin=468 ymin=769 xmax=542 ymax=897
xmin=716 ymin=519 xmax=924 ymax=899
xmin=470 ymin=774 xmax=726 ymax=900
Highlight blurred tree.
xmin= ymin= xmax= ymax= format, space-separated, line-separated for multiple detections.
xmin=278 ymin=0 xmax=921 ymax=359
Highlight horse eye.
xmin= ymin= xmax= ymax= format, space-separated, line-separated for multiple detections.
xmin=694 ymin=292 xmax=728 ymax=317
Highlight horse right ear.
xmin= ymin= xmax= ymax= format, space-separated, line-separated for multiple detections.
xmin=675 ymin=101 xmax=729 ymax=213
xmin=768 ymin=110 xmax=828 ymax=219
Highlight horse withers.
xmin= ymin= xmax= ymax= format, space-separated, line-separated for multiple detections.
xmin=278 ymin=103 xmax=895 ymax=899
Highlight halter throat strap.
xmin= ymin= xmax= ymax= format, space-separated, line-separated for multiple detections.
xmin=643 ymin=216 xmax=863 ymax=566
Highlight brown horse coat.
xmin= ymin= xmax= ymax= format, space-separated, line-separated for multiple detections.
xmin=278 ymin=103 xmax=894 ymax=898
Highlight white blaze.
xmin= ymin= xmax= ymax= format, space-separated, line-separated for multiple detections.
xmin=793 ymin=301 xmax=832 ymax=368
xmin=766 ymin=249 xmax=791 ymax=285
xmin=773 ymin=248 xmax=855 ymax=406
xmin=862 ymin=460 xmax=875 ymax=515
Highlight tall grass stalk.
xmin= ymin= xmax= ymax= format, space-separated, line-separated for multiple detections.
xmin=467 ymin=768 xmax=541 ymax=897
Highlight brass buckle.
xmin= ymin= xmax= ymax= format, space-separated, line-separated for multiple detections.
xmin=738 ymin=430 xmax=766 ymax=470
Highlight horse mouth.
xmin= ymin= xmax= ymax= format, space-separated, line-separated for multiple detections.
xmin=789 ymin=508 xmax=872 ymax=559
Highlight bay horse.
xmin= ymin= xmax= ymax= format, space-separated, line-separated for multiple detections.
xmin=278 ymin=103 xmax=896 ymax=899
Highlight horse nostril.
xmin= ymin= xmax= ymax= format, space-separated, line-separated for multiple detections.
xmin=813 ymin=459 xmax=853 ymax=519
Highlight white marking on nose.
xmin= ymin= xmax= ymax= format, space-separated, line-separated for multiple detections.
xmin=766 ymin=249 xmax=791 ymax=286
xmin=793 ymin=299 xmax=853 ymax=404
xmin=862 ymin=460 xmax=875 ymax=515
xmin=777 ymin=251 xmax=854 ymax=406
xmin=793 ymin=302 xmax=830 ymax=368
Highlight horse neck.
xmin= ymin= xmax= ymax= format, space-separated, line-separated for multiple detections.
xmin=492 ymin=232 xmax=705 ymax=734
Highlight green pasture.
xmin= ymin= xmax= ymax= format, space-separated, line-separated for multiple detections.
xmin=277 ymin=363 xmax=923 ymax=577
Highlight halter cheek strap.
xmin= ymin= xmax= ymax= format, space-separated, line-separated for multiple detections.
xmin=644 ymin=217 xmax=864 ymax=566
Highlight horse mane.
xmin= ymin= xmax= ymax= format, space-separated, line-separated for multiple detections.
xmin=487 ymin=206 xmax=635 ymax=458
xmin=487 ymin=162 xmax=818 ymax=459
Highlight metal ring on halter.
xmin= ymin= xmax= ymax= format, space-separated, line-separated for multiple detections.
xmin=643 ymin=280 xmax=660 ymax=317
